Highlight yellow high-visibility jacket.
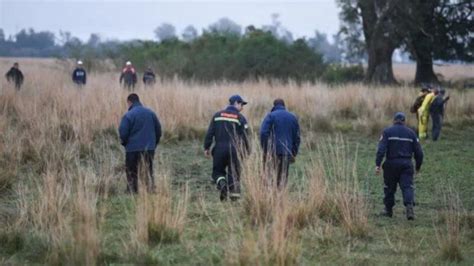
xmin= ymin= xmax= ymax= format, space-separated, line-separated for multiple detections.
xmin=417 ymin=92 xmax=435 ymax=138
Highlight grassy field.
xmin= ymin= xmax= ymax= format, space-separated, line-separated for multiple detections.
xmin=1 ymin=59 xmax=474 ymax=265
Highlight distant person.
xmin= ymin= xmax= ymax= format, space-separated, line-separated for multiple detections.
xmin=417 ymin=85 xmax=436 ymax=139
xmin=429 ymin=88 xmax=450 ymax=141
xmin=5 ymin=62 xmax=24 ymax=90
xmin=119 ymin=93 xmax=162 ymax=193
xmin=260 ymin=98 xmax=300 ymax=188
xmin=204 ymin=95 xmax=250 ymax=201
xmin=376 ymin=112 xmax=423 ymax=220
xmin=72 ymin=60 xmax=87 ymax=86
xmin=119 ymin=61 xmax=137 ymax=90
xmin=410 ymin=84 xmax=431 ymax=122
xmin=142 ymin=67 xmax=156 ymax=87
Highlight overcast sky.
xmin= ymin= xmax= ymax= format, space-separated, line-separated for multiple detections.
xmin=0 ymin=0 xmax=340 ymax=41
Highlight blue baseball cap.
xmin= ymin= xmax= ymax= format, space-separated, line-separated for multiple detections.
xmin=229 ymin=95 xmax=248 ymax=105
xmin=393 ymin=112 xmax=406 ymax=122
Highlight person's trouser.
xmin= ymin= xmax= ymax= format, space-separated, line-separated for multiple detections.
xmin=212 ymin=148 xmax=241 ymax=197
xmin=382 ymin=159 xmax=415 ymax=210
xmin=125 ymin=150 xmax=155 ymax=193
xmin=124 ymin=82 xmax=136 ymax=91
xmin=264 ymin=154 xmax=291 ymax=188
xmin=431 ymin=113 xmax=442 ymax=141
xmin=418 ymin=111 xmax=429 ymax=139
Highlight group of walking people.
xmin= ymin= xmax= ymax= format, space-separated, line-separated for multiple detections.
xmin=5 ymin=61 xmax=156 ymax=90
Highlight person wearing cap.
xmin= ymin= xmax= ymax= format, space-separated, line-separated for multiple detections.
xmin=260 ymin=98 xmax=300 ymax=188
xmin=204 ymin=95 xmax=250 ymax=201
xmin=417 ymin=85 xmax=436 ymax=139
xmin=5 ymin=62 xmax=24 ymax=90
xmin=142 ymin=67 xmax=156 ymax=87
xmin=410 ymin=85 xmax=431 ymax=121
xmin=375 ymin=112 xmax=424 ymax=220
xmin=72 ymin=60 xmax=87 ymax=86
xmin=429 ymin=88 xmax=449 ymax=141
xmin=119 ymin=93 xmax=162 ymax=193
xmin=120 ymin=61 xmax=138 ymax=90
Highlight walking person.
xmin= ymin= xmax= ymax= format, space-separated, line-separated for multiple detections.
xmin=429 ymin=88 xmax=449 ymax=141
xmin=417 ymin=87 xmax=436 ymax=139
xmin=142 ymin=67 xmax=156 ymax=87
xmin=5 ymin=62 xmax=24 ymax=90
xmin=119 ymin=93 xmax=162 ymax=193
xmin=72 ymin=60 xmax=87 ymax=86
xmin=204 ymin=95 xmax=250 ymax=201
xmin=376 ymin=112 xmax=424 ymax=220
xmin=260 ymin=98 xmax=300 ymax=188
xmin=119 ymin=61 xmax=137 ymax=90
xmin=410 ymin=85 xmax=431 ymax=122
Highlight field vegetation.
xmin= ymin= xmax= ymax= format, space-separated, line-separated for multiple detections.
xmin=1 ymin=59 xmax=473 ymax=264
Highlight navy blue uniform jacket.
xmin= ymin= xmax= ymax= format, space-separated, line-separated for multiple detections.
xmin=72 ymin=68 xmax=87 ymax=84
xmin=376 ymin=123 xmax=424 ymax=170
xmin=119 ymin=102 xmax=162 ymax=152
xmin=260 ymin=105 xmax=300 ymax=156
xmin=204 ymin=105 xmax=249 ymax=152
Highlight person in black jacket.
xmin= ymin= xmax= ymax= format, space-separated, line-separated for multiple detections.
xmin=5 ymin=62 xmax=24 ymax=90
xmin=119 ymin=93 xmax=162 ymax=193
xmin=142 ymin=67 xmax=156 ymax=87
xmin=429 ymin=88 xmax=449 ymax=141
xmin=72 ymin=60 xmax=87 ymax=86
xmin=376 ymin=112 xmax=424 ymax=220
xmin=260 ymin=99 xmax=300 ymax=188
xmin=204 ymin=95 xmax=250 ymax=201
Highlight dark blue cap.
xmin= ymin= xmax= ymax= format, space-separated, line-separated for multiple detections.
xmin=229 ymin=95 xmax=248 ymax=105
xmin=394 ymin=112 xmax=406 ymax=122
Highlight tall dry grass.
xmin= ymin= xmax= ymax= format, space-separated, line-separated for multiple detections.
xmin=435 ymin=184 xmax=464 ymax=262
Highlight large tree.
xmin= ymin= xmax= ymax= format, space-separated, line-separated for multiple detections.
xmin=338 ymin=0 xmax=402 ymax=84
xmin=337 ymin=0 xmax=473 ymax=85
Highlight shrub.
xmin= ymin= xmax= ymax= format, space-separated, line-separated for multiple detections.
xmin=322 ymin=64 xmax=365 ymax=84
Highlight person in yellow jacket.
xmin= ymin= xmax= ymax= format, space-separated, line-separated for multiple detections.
xmin=417 ymin=87 xmax=436 ymax=139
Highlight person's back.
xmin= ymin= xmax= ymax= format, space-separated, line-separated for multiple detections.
xmin=143 ymin=70 xmax=156 ymax=85
xmin=6 ymin=64 xmax=24 ymax=89
xmin=377 ymin=124 xmax=422 ymax=163
xmin=260 ymin=104 xmax=300 ymax=156
xmin=72 ymin=67 xmax=87 ymax=85
xmin=205 ymin=105 xmax=248 ymax=151
xmin=429 ymin=94 xmax=444 ymax=115
xmin=120 ymin=64 xmax=137 ymax=89
xmin=119 ymin=101 xmax=161 ymax=152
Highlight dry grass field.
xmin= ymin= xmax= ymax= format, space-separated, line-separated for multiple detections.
xmin=1 ymin=58 xmax=474 ymax=264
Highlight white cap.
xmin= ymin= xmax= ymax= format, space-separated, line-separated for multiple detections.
xmin=77 ymin=60 xmax=83 ymax=65
xmin=126 ymin=61 xmax=132 ymax=66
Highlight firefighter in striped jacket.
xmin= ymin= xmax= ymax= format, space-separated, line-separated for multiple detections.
xmin=204 ymin=95 xmax=250 ymax=201
xmin=375 ymin=112 xmax=424 ymax=220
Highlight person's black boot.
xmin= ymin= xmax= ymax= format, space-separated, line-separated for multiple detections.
xmin=379 ymin=207 xmax=393 ymax=218
xmin=406 ymin=204 xmax=415 ymax=220
xmin=217 ymin=180 xmax=228 ymax=201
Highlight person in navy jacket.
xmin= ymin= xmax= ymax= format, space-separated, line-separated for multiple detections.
xmin=72 ymin=60 xmax=87 ymax=86
xmin=204 ymin=95 xmax=250 ymax=201
xmin=119 ymin=93 xmax=162 ymax=193
xmin=260 ymin=98 xmax=300 ymax=188
xmin=376 ymin=112 xmax=423 ymax=220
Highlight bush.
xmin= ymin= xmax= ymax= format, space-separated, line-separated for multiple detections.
xmin=321 ymin=64 xmax=365 ymax=84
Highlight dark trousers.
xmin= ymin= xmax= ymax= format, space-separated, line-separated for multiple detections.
xmin=264 ymin=154 xmax=290 ymax=188
xmin=382 ymin=159 xmax=414 ymax=209
xmin=212 ymin=148 xmax=241 ymax=195
xmin=125 ymin=150 xmax=155 ymax=193
xmin=431 ymin=113 xmax=443 ymax=141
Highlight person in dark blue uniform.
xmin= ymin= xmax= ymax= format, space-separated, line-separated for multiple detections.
xmin=204 ymin=95 xmax=250 ymax=201
xmin=260 ymin=98 xmax=300 ymax=188
xmin=119 ymin=93 xmax=162 ymax=193
xmin=429 ymin=88 xmax=449 ymax=141
xmin=72 ymin=60 xmax=87 ymax=86
xmin=376 ymin=112 xmax=424 ymax=220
